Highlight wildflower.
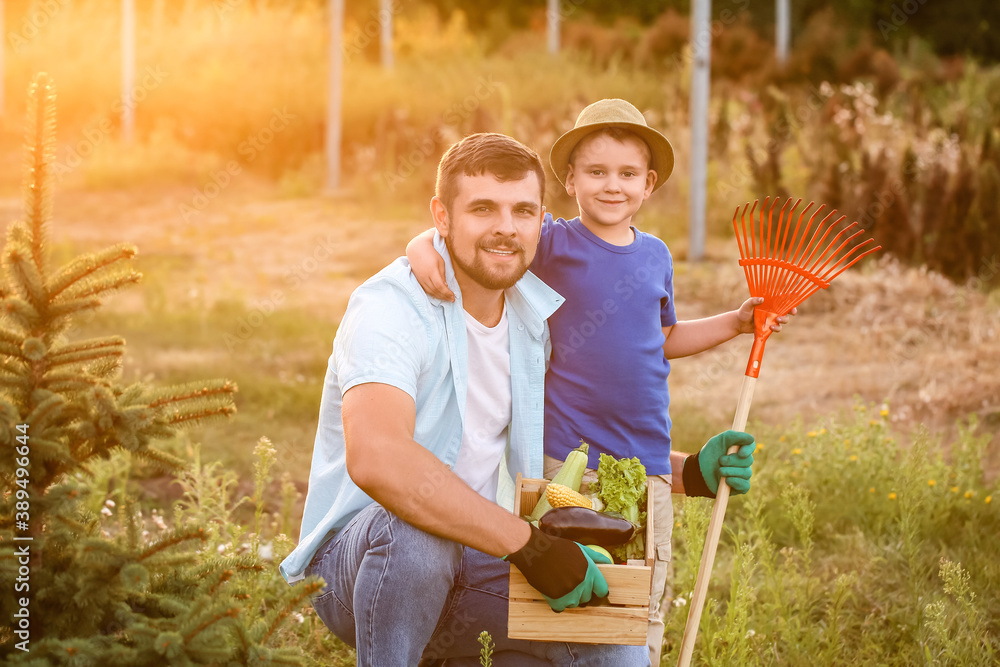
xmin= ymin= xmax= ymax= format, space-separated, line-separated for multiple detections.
xmin=105 ymin=499 xmax=116 ymax=508
xmin=152 ymin=514 xmax=168 ymax=531
xmin=293 ymin=612 xmax=305 ymax=624
xmin=888 ymin=493 xmax=897 ymax=500
xmin=951 ymin=486 xmax=959 ymax=494
xmin=928 ymin=480 xmax=936 ymax=487
xmin=745 ymin=629 xmax=756 ymax=639
xmin=779 ymin=435 xmax=787 ymax=442
xmin=880 ymin=407 xmax=889 ymax=417
xmin=792 ymin=448 xmax=802 ymax=455
xmin=844 ymin=439 xmax=851 ymax=448
xmin=869 ymin=487 xmax=876 ymax=494
xmin=676 ymin=521 xmax=682 ymax=528
xmin=964 ymin=491 xmax=974 ymax=499
xmin=101 ymin=506 xmax=113 ymax=517
xmin=986 ymin=496 xmax=992 ymax=504
xmin=807 ymin=431 xmax=818 ymax=437
xmin=672 ymin=597 xmax=687 ymax=608
xmin=869 ymin=419 xmax=880 ymax=426
xmin=757 ymin=443 xmax=764 ymax=451
xmin=818 ymin=428 xmax=827 ymax=435
xmin=849 ymin=455 xmax=858 ymax=462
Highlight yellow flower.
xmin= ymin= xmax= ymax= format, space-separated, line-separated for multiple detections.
xmin=779 ymin=435 xmax=787 ymax=442
xmin=844 ymin=439 xmax=851 ymax=448
xmin=987 ymin=496 xmax=993 ymax=504
xmin=869 ymin=487 xmax=876 ymax=494
xmin=880 ymin=408 xmax=889 ymax=417
xmin=965 ymin=490 xmax=974 ymax=499
xmin=928 ymin=479 xmax=936 ymax=487
xmin=676 ymin=521 xmax=682 ymax=528
xmin=868 ymin=419 xmax=879 ymax=426
xmin=818 ymin=428 xmax=827 ymax=435
xmin=757 ymin=443 xmax=764 ymax=450
xmin=951 ymin=486 xmax=960 ymax=494
xmin=849 ymin=455 xmax=858 ymax=462
xmin=792 ymin=448 xmax=802 ymax=455
xmin=888 ymin=492 xmax=897 ymax=500
xmin=807 ymin=431 xmax=818 ymax=437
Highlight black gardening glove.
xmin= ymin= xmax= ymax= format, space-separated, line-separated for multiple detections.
xmin=505 ymin=523 xmax=611 ymax=612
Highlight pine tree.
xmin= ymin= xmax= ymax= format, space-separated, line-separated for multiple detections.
xmin=0 ymin=74 xmax=321 ymax=665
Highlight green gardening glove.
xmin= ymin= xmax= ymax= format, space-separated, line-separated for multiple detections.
xmin=682 ymin=430 xmax=756 ymax=498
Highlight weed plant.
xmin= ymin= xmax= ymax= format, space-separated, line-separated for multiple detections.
xmin=664 ymin=404 xmax=999 ymax=666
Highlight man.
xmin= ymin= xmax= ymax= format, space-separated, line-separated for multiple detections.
xmin=280 ymin=133 xmax=648 ymax=665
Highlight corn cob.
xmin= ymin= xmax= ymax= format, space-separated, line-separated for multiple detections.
xmin=527 ymin=441 xmax=590 ymax=521
xmin=545 ymin=483 xmax=593 ymax=509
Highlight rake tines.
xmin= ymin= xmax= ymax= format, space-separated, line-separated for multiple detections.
xmin=732 ymin=196 xmax=882 ymax=378
xmin=677 ymin=196 xmax=881 ymax=667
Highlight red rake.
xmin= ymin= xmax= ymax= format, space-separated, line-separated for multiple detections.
xmin=677 ymin=197 xmax=882 ymax=667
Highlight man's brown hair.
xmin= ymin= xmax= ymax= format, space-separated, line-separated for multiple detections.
xmin=435 ymin=133 xmax=545 ymax=213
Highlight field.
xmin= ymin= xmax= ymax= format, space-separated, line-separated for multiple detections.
xmin=1 ymin=177 xmax=996 ymax=664
xmin=0 ymin=0 xmax=998 ymax=664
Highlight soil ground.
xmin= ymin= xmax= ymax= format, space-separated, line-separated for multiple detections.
xmin=1 ymin=179 xmax=997 ymax=490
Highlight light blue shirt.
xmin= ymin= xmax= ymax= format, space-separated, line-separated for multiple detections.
xmin=280 ymin=233 xmax=564 ymax=583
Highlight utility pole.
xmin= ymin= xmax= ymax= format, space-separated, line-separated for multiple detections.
xmin=122 ymin=0 xmax=135 ymax=142
xmin=776 ymin=0 xmax=790 ymax=65
xmin=0 ymin=0 xmax=5 ymax=116
xmin=380 ymin=0 xmax=393 ymax=69
xmin=688 ymin=0 xmax=712 ymax=262
xmin=547 ymin=0 xmax=560 ymax=54
xmin=326 ymin=0 xmax=344 ymax=192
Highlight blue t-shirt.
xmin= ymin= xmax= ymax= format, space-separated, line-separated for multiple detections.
xmin=531 ymin=215 xmax=677 ymax=475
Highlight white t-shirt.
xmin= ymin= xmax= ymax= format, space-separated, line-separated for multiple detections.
xmin=451 ymin=303 xmax=512 ymax=502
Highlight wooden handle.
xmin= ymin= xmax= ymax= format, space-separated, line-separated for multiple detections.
xmin=677 ymin=374 xmax=757 ymax=667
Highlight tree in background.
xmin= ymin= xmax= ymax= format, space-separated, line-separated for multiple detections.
xmin=0 ymin=73 xmax=320 ymax=665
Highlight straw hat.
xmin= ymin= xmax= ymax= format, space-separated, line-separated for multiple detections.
xmin=549 ymin=98 xmax=674 ymax=192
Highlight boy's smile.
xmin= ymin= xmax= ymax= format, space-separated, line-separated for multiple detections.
xmin=565 ymin=133 xmax=657 ymax=244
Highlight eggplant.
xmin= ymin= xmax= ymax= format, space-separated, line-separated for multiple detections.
xmin=538 ymin=506 xmax=636 ymax=547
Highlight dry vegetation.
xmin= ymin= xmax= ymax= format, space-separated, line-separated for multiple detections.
xmin=1 ymin=181 xmax=995 ymax=481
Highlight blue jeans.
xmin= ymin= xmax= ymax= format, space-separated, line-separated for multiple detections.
xmin=305 ymin=503 xmax=650 ymax=667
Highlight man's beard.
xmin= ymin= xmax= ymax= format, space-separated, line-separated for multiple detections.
xmin=446 ymin=235 xmax=530 ymax=290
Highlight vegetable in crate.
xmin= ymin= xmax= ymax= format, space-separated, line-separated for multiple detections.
xmin=527 ymin=441 xmax=590 ymax=521
xmin=538 ymin=506 xmax=636 ymax=548
xmin=545 ymin=483 xmax=592 ymax=509
xmin=592 ymin=453 xmax=647 ymax=562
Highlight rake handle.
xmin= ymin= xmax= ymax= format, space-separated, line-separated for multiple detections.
xmin=677 ymin=373 xmax=757 ymax=667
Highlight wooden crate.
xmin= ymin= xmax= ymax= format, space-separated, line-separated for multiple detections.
xmin=507 ymin=474 xmax=653 ymax=646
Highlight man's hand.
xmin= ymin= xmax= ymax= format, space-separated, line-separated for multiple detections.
xmin=405 ymin=228 xmax=455 ymax=302
xmin=505 ymin=523 xmax=611 ymax=612
xmin=682 ymin=430 xmax=756 ymax=498
xmin=735 ymin=297 xmax=796 ymax=335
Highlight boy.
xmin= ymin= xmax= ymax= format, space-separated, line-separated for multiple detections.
xmin=406 ymin=99 xmax=789 ymax=665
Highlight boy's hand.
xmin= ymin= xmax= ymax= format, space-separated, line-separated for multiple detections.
xmin=682 ymin=430 xmax=756 ymax=498
xmin=405 ymin=230 xmax=456 ymax=302
xmin=736 ymin=297 xmax=796 ymax=334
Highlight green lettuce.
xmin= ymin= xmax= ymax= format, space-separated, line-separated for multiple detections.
xmin=592 ymin=453 xmax=647 ymax=562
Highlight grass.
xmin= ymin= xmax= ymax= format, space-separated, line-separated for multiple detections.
xmin=663 ymin=408 xmax=999 ymax=666
xmin=2 ymin=2 xmax=998 ymax=662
